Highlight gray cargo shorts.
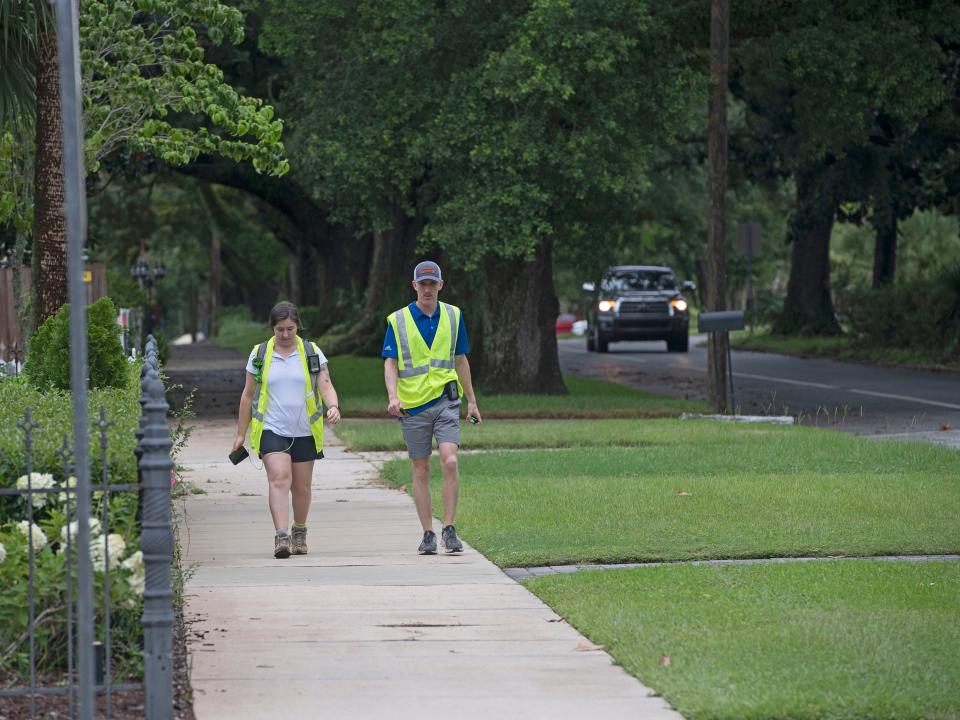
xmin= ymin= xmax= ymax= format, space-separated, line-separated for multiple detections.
xmin=399 ymin=396 xmax=461 ymax=459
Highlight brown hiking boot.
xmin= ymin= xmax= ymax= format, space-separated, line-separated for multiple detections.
xmin=291 ymin=526 xmax=308 ymax=555
xmin=274 ymin=532 xmax=291 ymax=559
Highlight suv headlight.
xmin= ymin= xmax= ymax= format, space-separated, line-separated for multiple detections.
xmin=598 ymin=300 xmax=616 ymax=312
xmin=671 ymin=298 xmax=688 ymax=312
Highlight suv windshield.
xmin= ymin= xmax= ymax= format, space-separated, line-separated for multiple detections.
xmin=602 ymin=270 xmax=677 ymax=292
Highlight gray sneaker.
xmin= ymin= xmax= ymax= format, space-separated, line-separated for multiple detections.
xmin=291 ymin=526 xmax=308 ymax=555
xmin=442 ymin=525 xmax=463 ymax=553
xmin=418 ymin=530 xmax=437 ymax=555
xmin=274 ymin=532 xmax=291 ymax=559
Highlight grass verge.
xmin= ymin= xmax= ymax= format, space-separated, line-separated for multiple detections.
xmin=335 ymin=417 xmax=721 ymax=451
xmin=317 ymin=355 xmax=706 ymax=418
xmin=732 ymin=330 xmax=960 ymax=371
xmin=212 ymin=317 xmax=270 ymax=356
xmin=378 ymin=420 xmax=960 ymax=567
xmin=527 ymin=560 xmax=960 ymax=720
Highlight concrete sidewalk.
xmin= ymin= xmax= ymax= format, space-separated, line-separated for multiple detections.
xmin=179 ymin=419 xmax=680 ymax=719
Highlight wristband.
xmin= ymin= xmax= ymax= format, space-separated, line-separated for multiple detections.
xmin=327 ymin=405 xmax=339 ymax=410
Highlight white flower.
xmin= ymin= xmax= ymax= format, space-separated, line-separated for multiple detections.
xmin=91 ymin=533 xmax=126 ymax=568
xmin=16 ymin=473 xmax=56 ymax=508
xmin=122 ymin=550 xmax=145 ymax=596
xmin=16 ymin=521 xmax=48 ymax=552
xmin=57 ymin=476 xmax=78 ymax=504
xmin=0 ymin=542 xmax=6 ymax=564
xmin=59 ymin=517 xmax=102 ymax=547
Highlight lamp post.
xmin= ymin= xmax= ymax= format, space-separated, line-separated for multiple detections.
xmin=130 ymin=256 xmax=166 ymax=340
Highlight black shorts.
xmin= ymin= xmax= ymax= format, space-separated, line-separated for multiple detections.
xmin=258 ymin=429 xmax=324 ymax=462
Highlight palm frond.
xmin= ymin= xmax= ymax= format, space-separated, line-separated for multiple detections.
xmin=0 ymin=0 xmax=53 ymax=131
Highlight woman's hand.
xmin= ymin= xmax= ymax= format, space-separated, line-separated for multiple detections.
xmin=326 ymin=406 xmax=341 ymax=425
xmin=231 ymin=434 xmax=245 ymax=453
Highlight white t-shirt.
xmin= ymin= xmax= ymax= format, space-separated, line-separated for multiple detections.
xmin=247 ymin=342 xmax=327 ymax=438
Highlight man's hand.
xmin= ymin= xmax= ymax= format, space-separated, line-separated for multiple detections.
xmin=466 ymin=401 xmax=482 ymax=425
xmin=387 ymin=396 xmax=404 ymax=417
xmin=326 ymin=406 xmax=341 ymax=424
xmin=231 ymin=435 xmax=245 ymax=453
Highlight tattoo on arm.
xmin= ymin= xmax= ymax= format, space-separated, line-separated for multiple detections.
xmin=317 ymin=363 xmax=330 ymax=381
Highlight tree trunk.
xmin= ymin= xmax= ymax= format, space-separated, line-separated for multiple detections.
xmin=32 ymin=30 xmax=67 ymax=327
xmin=188 ymin=284 xmax=199 ymax=342
xmin=199 ymin=184 xmax=223 ymax=336
xmin=706 ymin=0 xmax=730 ymax=412
xmin=775 ymin=173 xmax=841 ymax=335
xmin=325 ymin=203 xmax=419 ymax=356
xmin=872 ymin=209 xmax=897 ymax=288
xmin=287 ymin=242 xmax=302 ymax=305
xmin=469 ymin=240 xmax=566 ymax=395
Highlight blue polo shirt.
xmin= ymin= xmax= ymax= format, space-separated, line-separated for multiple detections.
xmin=382 ymin=302 xmax=470 ymax=414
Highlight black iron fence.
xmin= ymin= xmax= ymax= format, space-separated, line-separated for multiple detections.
xmin=0 ymin=336 xmax=173 ymax=719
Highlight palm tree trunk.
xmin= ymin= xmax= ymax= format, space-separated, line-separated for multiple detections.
xmin=31 ymin=29 xmax=67 ymax=326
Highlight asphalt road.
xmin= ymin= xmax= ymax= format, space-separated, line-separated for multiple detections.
xmin=558 ymin=336 xmax=960 ymax=444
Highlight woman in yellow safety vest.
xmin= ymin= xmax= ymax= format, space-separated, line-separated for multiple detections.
xmin=232 ymin=301 xmax=341 ymax=559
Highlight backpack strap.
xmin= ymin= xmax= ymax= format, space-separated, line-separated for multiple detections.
xmin=252 ymin=341 xmax=268 ymax=381
xmin=251 ymin=341 xmax=269 ymax=421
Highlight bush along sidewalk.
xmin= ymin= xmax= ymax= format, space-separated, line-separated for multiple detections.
xmin=0 ymin=372 xmax=145 ymax=686
xmin=0 ymin=307 xmax=194 ymax=716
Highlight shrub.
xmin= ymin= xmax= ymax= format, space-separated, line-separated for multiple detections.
xmin=298 ymin=305 xmax=322 ymax=338
xmin=839 ymin=276 xmax=960 ymax=361
xmin=24 ymin=297 xmax=128 ymax=391
xmin=0 ymin=369 xmax=145 ymax=683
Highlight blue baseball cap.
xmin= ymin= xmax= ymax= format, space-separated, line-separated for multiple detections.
xmin=413 ymin=261 xmax=442 ymax=282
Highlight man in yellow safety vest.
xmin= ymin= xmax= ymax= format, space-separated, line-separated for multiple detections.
xmin=382 ymin=261 xmax=481 ymax=554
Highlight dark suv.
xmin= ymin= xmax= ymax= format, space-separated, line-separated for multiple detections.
xmin=583 ymin=265 xmax=695 ymax=353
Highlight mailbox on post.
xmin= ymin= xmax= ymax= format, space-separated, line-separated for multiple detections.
xmin=698 ymin=310 xmax=744 ymax=333
xmin=698 ymin=310 xmax=745 ymax=414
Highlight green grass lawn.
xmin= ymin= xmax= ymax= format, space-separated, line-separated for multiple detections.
xmin=378 ymin=421 xmax=960 ymax=566
xmin=528 ymin=560 xmax=960 ymax=720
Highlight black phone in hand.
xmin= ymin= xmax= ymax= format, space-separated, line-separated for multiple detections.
xmin=229 ymin=446 xmax=249 ymax=465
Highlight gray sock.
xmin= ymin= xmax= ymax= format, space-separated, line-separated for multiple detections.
xmin=275 ymin=528 xmax=288 ymax=537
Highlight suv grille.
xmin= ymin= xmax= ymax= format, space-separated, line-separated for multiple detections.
xmin=619 ymin=300 xmax=668 ymax=314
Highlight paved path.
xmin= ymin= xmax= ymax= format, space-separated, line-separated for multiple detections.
xmin=180 ymin=419 xmax=680 ymax=719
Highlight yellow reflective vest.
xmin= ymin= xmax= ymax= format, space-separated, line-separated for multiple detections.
xmin=387 ymin=302 xmax=462 ymax=409
xmin=249 ymin=336 xmax=324 ymax=454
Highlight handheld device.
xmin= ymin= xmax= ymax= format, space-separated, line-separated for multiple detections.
xmin=308 ymin=354 xmax=322 ymax=374
xmin=468 ymin=415 xmax=479 ymax=425
xmin=229 ymin=446 xmax=249 ymax=465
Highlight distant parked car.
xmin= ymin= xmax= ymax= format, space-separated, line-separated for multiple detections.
xmin=582 ymin=265 xmax=695 ymax=353
xmin=556 ymin=313 xmax=577 ymax=334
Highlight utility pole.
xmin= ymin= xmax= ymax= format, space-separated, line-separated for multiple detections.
xmin=55 ymin=0 xmax=94 ymax=716
xmin=707 ymin=0 xmax=730 ymax=412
